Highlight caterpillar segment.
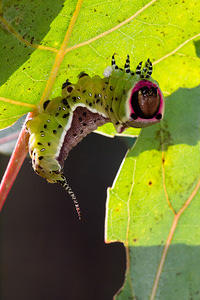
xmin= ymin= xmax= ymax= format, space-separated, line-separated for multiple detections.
xmin=26 ymin=54 xmax=165 ymax=219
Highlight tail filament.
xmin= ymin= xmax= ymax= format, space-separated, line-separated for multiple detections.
xmin=58 ymin=179 xmax=82 ymax=220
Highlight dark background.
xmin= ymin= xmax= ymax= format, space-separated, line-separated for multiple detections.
xmin=0 ymin=132 xmax=133 ymax=300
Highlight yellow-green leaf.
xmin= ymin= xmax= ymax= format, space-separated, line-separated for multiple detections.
xmin=106 ymin=86 xmax=200 ymax=299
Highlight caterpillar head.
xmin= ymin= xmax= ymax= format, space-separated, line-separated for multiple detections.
xmin=106 ymin=55 xmax=165 ymax=131
xmin=124 ymin=77 xmax=164 ymax=129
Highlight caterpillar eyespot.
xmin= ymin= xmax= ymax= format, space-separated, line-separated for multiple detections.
xmin=26 ymin=54 xmax=165 ymax=219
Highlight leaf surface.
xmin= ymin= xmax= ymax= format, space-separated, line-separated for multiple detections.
xmin=1 ymin=0 xmax=199 ymax=132
xmin=106 ymin=58 xmax=200 ymax=299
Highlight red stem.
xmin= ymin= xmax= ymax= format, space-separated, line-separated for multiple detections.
xmin=0 ymin=112 xmax=32 ymax=210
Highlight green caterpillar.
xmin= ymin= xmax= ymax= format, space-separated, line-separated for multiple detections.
xmin=26 ymin=55 xmax=165 ymax=219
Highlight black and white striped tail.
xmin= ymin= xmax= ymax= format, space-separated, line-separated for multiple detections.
xmin=58 ymin=179 xmax=82 ymax=220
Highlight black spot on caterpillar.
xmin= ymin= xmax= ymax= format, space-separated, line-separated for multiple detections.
xmin=26 ymin=54 xmax=165 ymax=219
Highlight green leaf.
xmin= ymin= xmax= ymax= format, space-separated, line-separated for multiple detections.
xmin=1 ymin=0 xmax=200 ymax=132
xmin=0 ymin=0 xmax=77 ymax=128
xmin=106 ymin=86 xmax=200 ymax=299
xmin=96 ymin=123 xmax=140 ymax=137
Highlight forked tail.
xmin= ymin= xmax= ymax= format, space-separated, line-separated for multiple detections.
xmin=57 ymin=178 xmax=81 ymax=220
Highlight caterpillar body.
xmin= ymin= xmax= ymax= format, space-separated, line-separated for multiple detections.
xmin=26 ymin=55 xmax=165 ymax=219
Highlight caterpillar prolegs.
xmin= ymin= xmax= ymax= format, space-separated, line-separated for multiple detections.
xmin=26 ymin=55 xmax=165 ymax=219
